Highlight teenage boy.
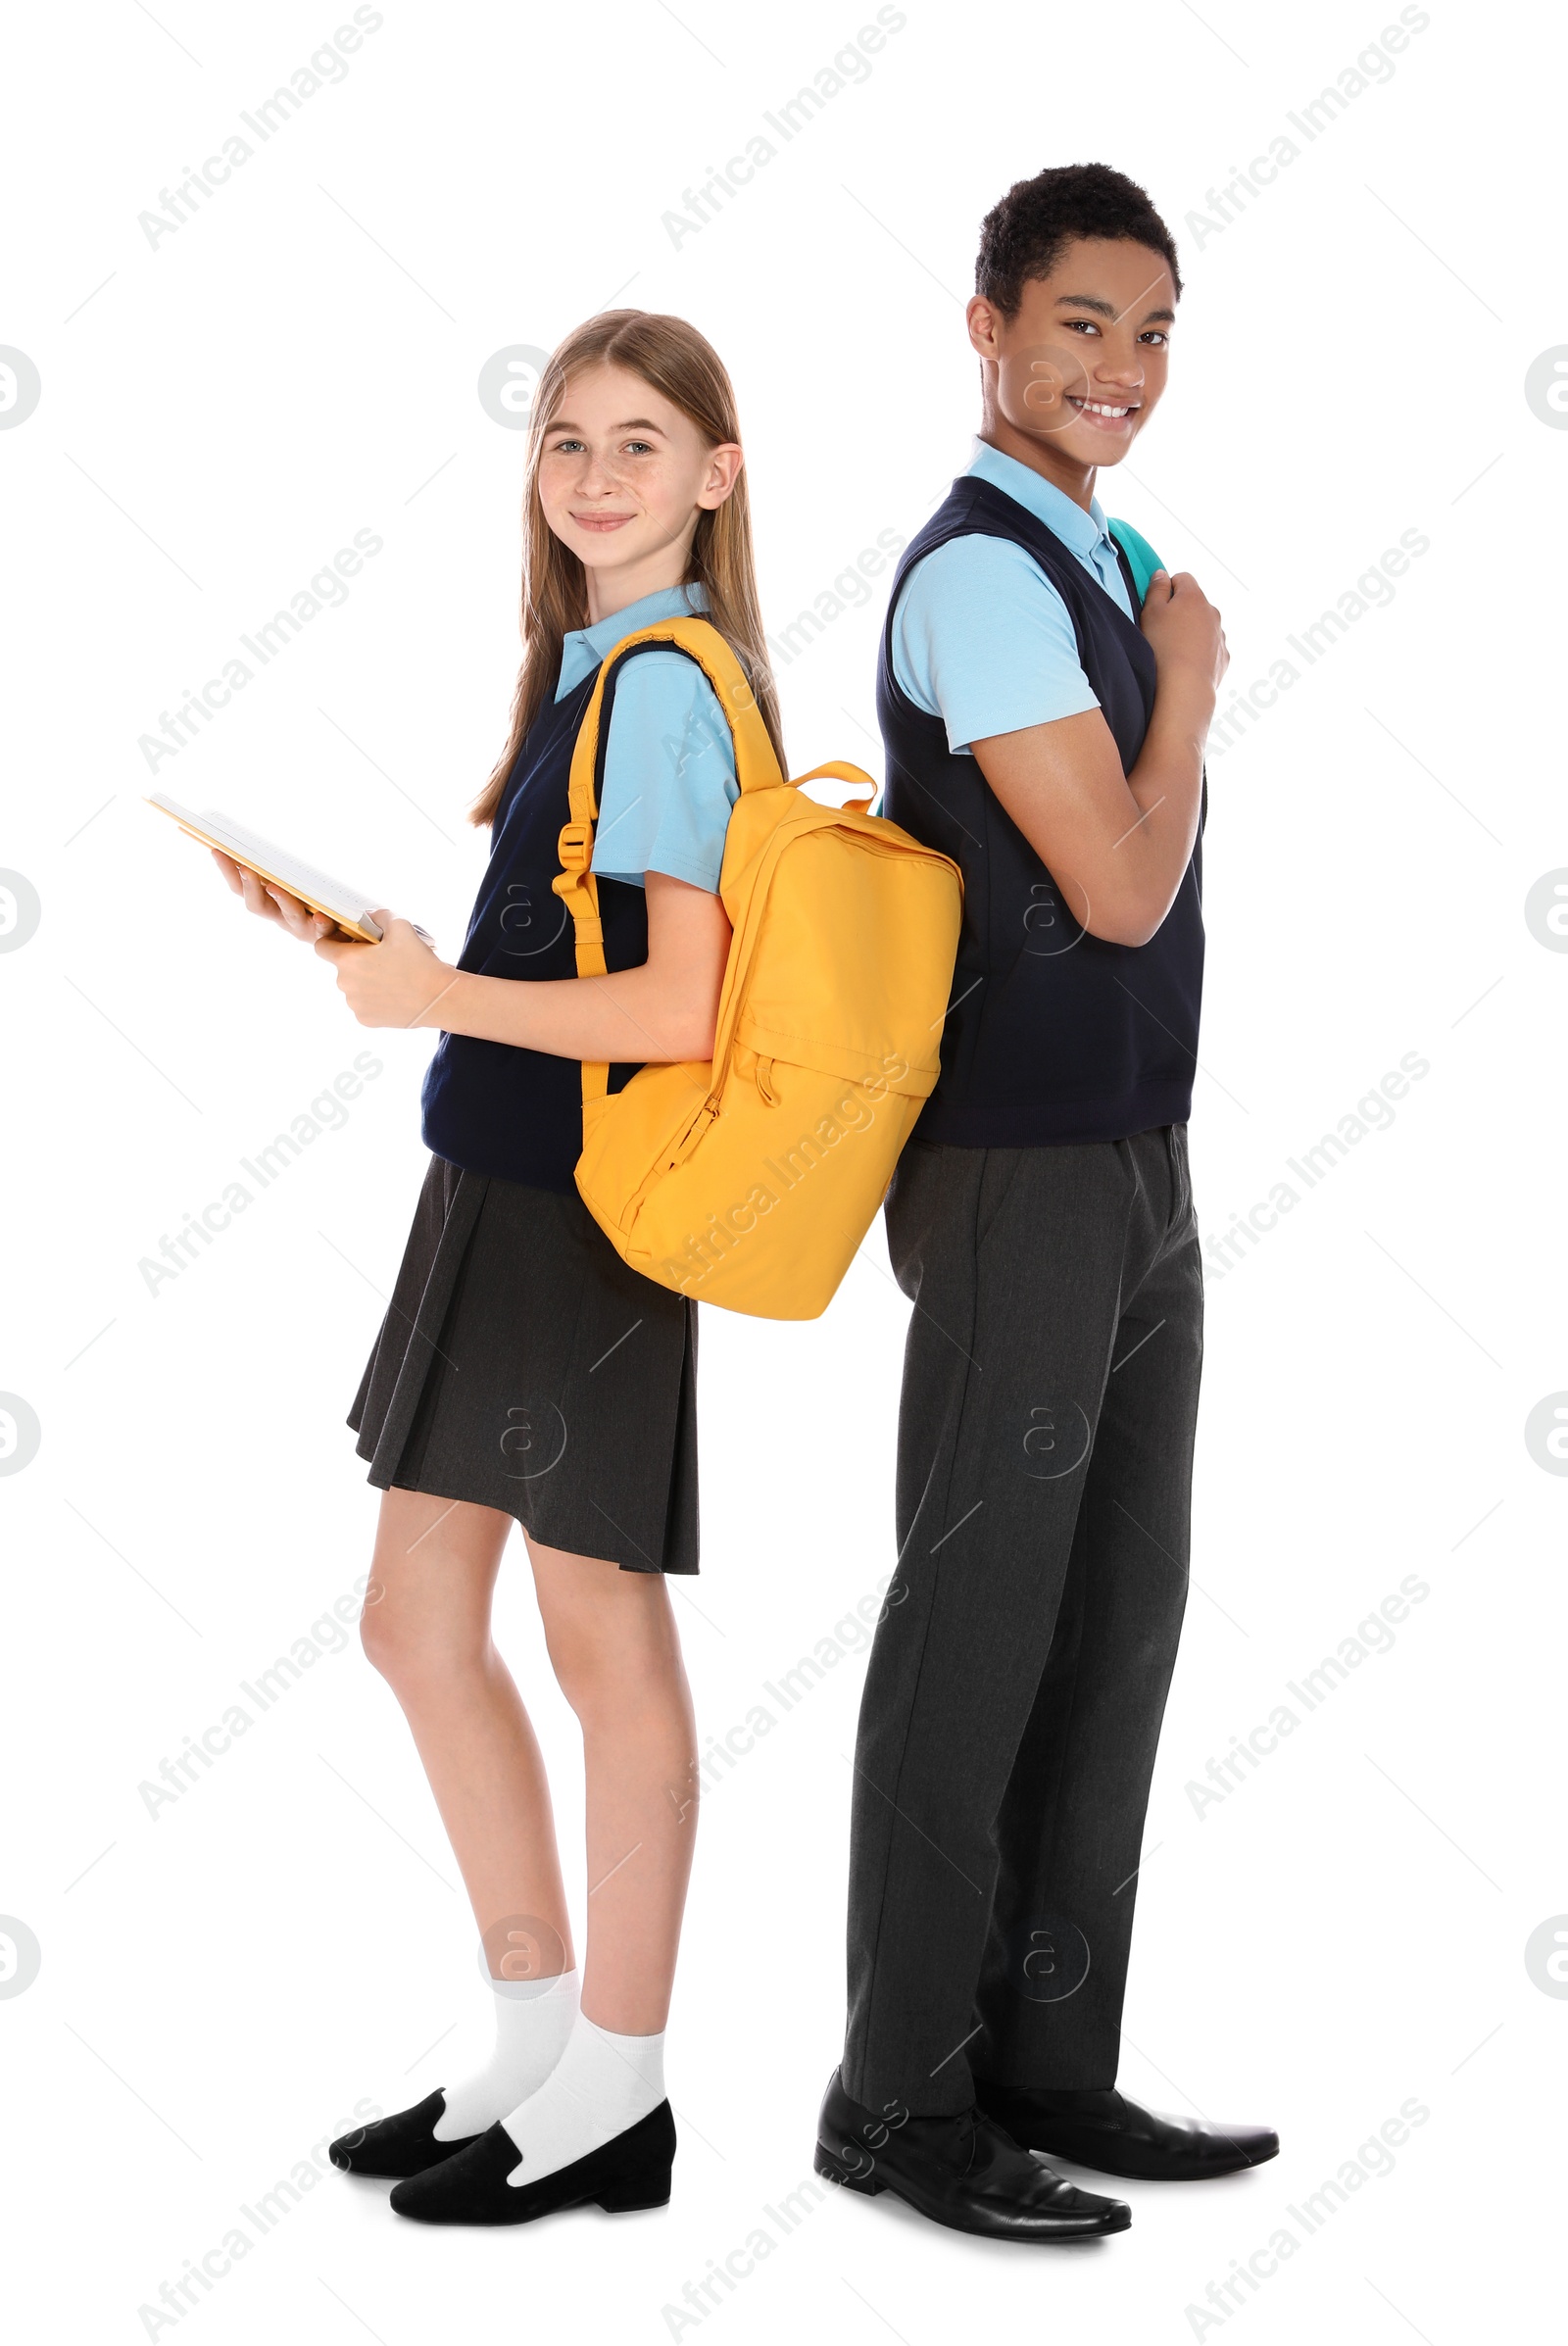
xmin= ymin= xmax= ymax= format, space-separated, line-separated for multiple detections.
xmin=816 ymin=164 xmax=1277 ymax=2240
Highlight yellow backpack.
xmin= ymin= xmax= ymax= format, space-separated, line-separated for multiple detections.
xmin=553 ymin=614 xmax=961 ymax=1320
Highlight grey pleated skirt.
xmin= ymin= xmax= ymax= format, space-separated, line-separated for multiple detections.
xmin=348 ymin=1155 xmax=700 ymax=1574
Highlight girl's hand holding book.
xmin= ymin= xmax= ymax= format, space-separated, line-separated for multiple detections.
xmin=212 ymin=846 xmax=447 ymax=1023
xmin=211 ymin=847 xmax=336 ymax=941
xmin=316 ymin=914 xmax=457 ymax=1031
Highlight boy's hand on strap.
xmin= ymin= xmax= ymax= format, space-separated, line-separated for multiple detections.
xmin=1139 ymin=568 xmax=1229 ymax=695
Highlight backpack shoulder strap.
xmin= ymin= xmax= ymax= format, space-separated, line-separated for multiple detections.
xmin=1107 ymin=517 xmax=1162 ymax=607
xmin=565 ymin=614 xmax=780 ymax=841
xmin=552 ymin=614 xmax=782 ymax=1106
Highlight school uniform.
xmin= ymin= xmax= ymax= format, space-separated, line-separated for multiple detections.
xmin=842 ymin=444 xmax=1205 ymax=2111
xmin=349 ymin=584 xmax=738 ymax=1575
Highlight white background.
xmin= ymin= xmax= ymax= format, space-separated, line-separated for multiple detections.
xmin=2 ymin=2 xmax=1563 ymax=2339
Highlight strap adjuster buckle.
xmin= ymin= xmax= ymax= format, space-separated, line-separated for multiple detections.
xmin=557 ymin=819 xmax=593 ymax=874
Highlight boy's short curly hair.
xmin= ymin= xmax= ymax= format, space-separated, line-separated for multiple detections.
xmin=976 ymin=163 xmax=1183 ymax=316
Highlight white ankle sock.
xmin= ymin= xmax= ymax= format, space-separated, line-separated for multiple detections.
xmin=500 ymin=2015 xmax=665 ymax=2185
xmin=431 ymin=1967 xmax=580 ymax=2140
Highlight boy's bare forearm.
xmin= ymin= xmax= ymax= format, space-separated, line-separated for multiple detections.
xmin=1115 ymin=677 xmax=1211 ymax=926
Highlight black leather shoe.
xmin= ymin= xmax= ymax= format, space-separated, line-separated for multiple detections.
xmin=389 ymin=2103 xmax=675 ymax=2225
xmin=813 ymin=2069 xmax=1129 ymax=2241
xmin=328 ymin=2090 xmax=481 ymax=2179
xmin=975 ymin=2082 xmax=1279 ymax=2181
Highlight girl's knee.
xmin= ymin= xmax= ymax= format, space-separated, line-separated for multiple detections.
xmin=358 ymin=1591 xmax=416 ymax=1681
xmin=544 ymin=1609 xmax=684 ymax=1726
xmin=359 ymin=1584 xmax=484 ymax=1691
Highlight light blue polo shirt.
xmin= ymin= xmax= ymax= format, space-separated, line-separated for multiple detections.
xmin=557 ymin=582 xmax=739 ymax=892
xmin=891 ymin=441 xmax=1163 ymax=755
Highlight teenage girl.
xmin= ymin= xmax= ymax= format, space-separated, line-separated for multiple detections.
xmin=212 ymin=312 xmax=784 ymax=2226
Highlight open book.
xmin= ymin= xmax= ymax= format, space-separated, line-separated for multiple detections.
xmin=146 ymin=794 xmax=391 ymax=944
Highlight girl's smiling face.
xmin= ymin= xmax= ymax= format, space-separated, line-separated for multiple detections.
xmin=537 ymin=362 xmax=743 ymax=617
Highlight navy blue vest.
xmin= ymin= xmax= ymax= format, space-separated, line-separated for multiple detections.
xmin=420 ymin=656 xmax=654 ymax=1194
xmin=878 ymin=475 xmax=1204 ymax=1149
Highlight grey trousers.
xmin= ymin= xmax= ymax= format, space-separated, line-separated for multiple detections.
xmin=843 ymin=1128 xmax=1202 ymax=2115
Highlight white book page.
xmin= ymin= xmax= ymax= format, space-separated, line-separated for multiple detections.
xmin=146 ymin=794 xmax=387 ymax=940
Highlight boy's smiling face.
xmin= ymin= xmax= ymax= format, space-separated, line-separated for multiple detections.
xmin=968 ymin=236 xmax=1177 ymax=498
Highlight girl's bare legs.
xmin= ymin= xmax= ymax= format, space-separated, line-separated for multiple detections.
xmin=356 ymin=1489 xmax=699 ymax=2196
xmin=525 ymin=1539 xmax=700 ymax=2032
xmin=359 ymin=1495 xmax=701 ymax=2028
xmin=360 ymin=1490 xmax=573 ymax=1979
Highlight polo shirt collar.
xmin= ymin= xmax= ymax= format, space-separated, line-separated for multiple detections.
xmin=966 ymin=439 xmax=1114 ymax=562
xmin=563 ymin=580 xmax=710 ymax=678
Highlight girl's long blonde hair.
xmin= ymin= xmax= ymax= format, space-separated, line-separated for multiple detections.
xmin=470 ymin=311 xmax=784 ymax=828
